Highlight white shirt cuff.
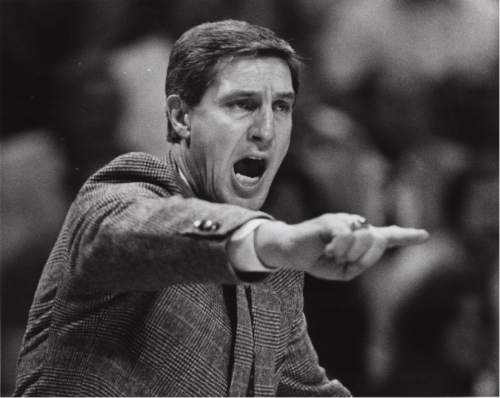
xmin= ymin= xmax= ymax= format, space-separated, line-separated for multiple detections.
xmin=227 ymin=218 xmax=278 ymax=273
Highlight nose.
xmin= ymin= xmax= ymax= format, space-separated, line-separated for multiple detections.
xmin=248 ymin=106 xmax=274 ymax=149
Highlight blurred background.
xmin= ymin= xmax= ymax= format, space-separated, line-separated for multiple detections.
xmin=1 ymin=0 xmax=498 ymax=395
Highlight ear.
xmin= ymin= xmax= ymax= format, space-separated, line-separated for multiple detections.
xmin=166 ymin=94 xmax=191 ymax=141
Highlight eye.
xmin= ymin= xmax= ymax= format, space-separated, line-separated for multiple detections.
xmin=273 ymin=100 xmax=292 ymax=114
xmin=230 ymin=99 xmax=258 ymax=112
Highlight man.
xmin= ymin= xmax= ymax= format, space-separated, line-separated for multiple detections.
xmin=14 ymin=20 xmax=428 ymax=396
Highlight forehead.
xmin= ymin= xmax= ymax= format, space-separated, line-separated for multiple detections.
xmin=210 ymin=56 xmax=294 ymax=95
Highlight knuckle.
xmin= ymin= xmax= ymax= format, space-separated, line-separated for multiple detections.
xmin=322 ymin=214 xmax=353 ymax=235
xmin=318 ymin=213 xmax=335 ymax=226
xmin=388 ymin=225 xmax=400 ymax=233
xmin=358 ymin=257 xmax=371 ymax=268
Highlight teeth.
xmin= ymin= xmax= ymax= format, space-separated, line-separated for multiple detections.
xmin=235 ymin=173 xmax=260 ymax=185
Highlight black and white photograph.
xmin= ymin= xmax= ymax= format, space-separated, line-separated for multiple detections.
xmin=1 ymin=0 xmax=498 ymax=396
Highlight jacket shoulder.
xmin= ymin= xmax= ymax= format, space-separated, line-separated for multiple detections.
xmin=82 ymin=152 xmax=183 ymax=197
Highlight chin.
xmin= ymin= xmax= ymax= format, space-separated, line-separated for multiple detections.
xmin=221 ymin=192 xmax=266 ymax=210
xmin=234 ymin=196 xmax=265 ymax=210
xmin=245 ymin=198 xmax=265 ymax=211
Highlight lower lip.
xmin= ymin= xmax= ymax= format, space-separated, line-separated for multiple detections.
xmin=231 ymin=169 xmax=265 ymax=197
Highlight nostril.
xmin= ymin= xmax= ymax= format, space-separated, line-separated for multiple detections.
xmin=248 ymin=126 xmax=273 ymax=143
xmin=248 ymin=127 xmax=263 ymax=141
xmin=251 ymin=133 xmax=263 ymax=142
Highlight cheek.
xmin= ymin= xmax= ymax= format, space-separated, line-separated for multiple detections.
xmin=276 ymin=127 xmax=292 ymax=160
xmin=196 ymin=126 xmax=241 ymax=179
xmin=190 ymin=120 xmax=223 ymax=158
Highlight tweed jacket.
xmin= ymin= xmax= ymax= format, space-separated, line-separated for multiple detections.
xmin=14 ymin=151 xmax=351 ymax=397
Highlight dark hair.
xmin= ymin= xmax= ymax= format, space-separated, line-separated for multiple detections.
xmin=165 ymin=19 xmax=301 ymax=142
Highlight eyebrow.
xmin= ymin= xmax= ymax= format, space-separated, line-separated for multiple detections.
xmin=276 ymin=92 xmax=296 ymax=102
xmin=221 ymin=90 xmax=296 ymax=102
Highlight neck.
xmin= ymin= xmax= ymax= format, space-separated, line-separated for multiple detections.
xmin=171 ymin=144 xmax=202 ymax=198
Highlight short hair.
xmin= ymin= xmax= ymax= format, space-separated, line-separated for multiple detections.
xmin=165 ymin=19 xmax=302 ymax=143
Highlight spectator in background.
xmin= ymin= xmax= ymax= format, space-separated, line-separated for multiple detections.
xmin=1 ymin=2 xmax=127 ymax=394
xmin=376 ymin=262 xmax=493 ymax=396
xmin=364 ymin=157 xmax=498 ymax=395
xmin=314 ymin=0 xmax=498 ymax=159
xmin=53 ymin=52 xmax=125 ymax=193
xmin=0 ymin=132 xmax=68 ymax=394
xmin=304 ymin=5 xmax=498 ymax=393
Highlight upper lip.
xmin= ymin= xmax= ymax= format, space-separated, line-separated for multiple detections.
xmin=233 ymin=153 xmax=269 ymax=179
xmin=235 ymin=152 xmax=269 ymax=163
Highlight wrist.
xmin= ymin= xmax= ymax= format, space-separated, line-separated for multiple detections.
xmin=254 ymin=221 xmax=290 ymax=270
xmin=227 ymin=218 xmax=280 ymax=274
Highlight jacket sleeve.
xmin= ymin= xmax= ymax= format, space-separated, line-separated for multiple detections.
xmin=65 ymin=180 xmax=271 ymax=293
xmin=277 ymin=300 xmax=352 ymax=396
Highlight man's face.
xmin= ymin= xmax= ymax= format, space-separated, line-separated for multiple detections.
xmin=183 ymin=56 xmax=294 ymax=210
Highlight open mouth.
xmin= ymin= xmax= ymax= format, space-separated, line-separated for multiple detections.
xmin=233 ymin=156 xmax=267 ymax=186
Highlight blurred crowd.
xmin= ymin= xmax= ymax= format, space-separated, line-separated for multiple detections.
xmin=1 ymin=0 xmax=498 ymax=396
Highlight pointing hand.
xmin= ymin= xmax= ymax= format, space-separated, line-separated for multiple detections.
xmin=255 ymin=213 xmax=429 ymax=281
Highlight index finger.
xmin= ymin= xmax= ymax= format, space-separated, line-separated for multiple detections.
xmin=377 ymin=225 xmax=430 ymax=248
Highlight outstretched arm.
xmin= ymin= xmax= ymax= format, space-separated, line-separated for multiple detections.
xmin=253 ymin=213 xmax=429 ymax=280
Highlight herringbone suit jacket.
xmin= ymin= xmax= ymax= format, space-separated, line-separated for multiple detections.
xmin=14 ymin=152 xmax=351 ymax=397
